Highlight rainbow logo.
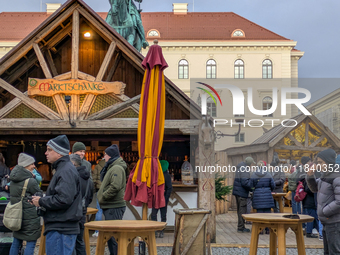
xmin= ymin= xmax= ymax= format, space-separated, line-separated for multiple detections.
xmin=196 ymin=82 xmax=223 ymax=106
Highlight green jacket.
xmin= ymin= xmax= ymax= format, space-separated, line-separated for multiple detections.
xmin=9 ymin=165 xmax=42 ymax=241
xmin=93 ymin=159 xmax=105 ymax=191
xmin=97 ymin=157 xmax=126 ymax=209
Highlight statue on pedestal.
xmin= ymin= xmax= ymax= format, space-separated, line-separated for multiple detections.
xmin=106 ymin=0 xmax=149 ymax=52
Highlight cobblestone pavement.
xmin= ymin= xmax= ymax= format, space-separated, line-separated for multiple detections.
xmin=33 ymin=246 xmax=324 ymax=255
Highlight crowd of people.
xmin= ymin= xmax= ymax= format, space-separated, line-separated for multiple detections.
xmin=0 ymin=135 xmax=173 ymax=255
xmin=233 ymin=148 xmax=340 ymax=254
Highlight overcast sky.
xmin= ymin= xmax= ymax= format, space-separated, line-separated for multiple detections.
xmin=1 ymin=0 xmax=339 ymax=102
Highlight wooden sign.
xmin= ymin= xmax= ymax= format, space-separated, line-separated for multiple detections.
xmin=28 ymin=78 xmax=125 ymax=96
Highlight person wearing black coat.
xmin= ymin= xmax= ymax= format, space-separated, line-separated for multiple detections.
xmin=251 ymin=164 xmax=275 ymax=212
xmin=31 ymin=135 xmax=83 ymax=255
xmin=70 ymin=154 xmax=94 ymax=255
xmin=151 ymin=160 xmax=173 ymax=238
xmin=270 ymin=161 xmax=285 ymax=213
xmin=232 ymin=157 xmax=255 ymax=233
xmin=302 ymin=176 xmax=319 ymax=238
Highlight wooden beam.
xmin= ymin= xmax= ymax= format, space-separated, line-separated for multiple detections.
xmin=106 ymin=51 xmax=122 ymax=82
xmin=87 ymin=95 xmax=141 ymax=120
xmin=78 ymin=71 xmax=95 ymax=82
xmin=274 ymin=145 xmax=331 ymax=152
xmin=53 ymin=94 xmax=69 ymax=120
xmin=4 ymin=56 xmax=38 ymax=85
xmin=54 ymin=71 xmax=71 ymax=81
xmin=96 ymin=42 xmax=116 ymax=81
xmin=0 ymin=119 xmax=200 ymax=132
xmin=287 ymin=134 xmax=304 ymax=148
xmin=225 ymin=143 xmax=270 ymax=156
xmin=309 ymin=135 xmax=326 ymax=148
xmin=0 ymin=3 xmax=77 ymax=76
xmin=77 ymin=94 xmax=96 ymax=120
xmin=45 ymin=21 xmax=72 ymax=49
xmin=0 ymin=79 xmax=61 ymax=120
xmin=45 ymin=49 xmax=58 ymax=77
xmin=305 ymin=119 xmax=309 ymax=147
xmin=71 ymin=9 xmax=79 ymax=79
xmin=33 ymin=43 xmax=53 ymax=79
xmin=70 ymin=95 xmax=79 ymax=121
xmin=0 ymin=97 xmax=22 ymax=119
xmin=116 ymin=94 xmax=139 ymax=112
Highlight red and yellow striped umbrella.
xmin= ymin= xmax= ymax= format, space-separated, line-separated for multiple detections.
xmin=124 ymin=42 xmax=168 ymax=215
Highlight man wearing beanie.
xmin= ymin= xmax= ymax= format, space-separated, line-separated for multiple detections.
xmin=97 ymin=144 xmax=127 ymax=255
xmin=307 ymin=148 xmax=340 ymax=254
xmin=151 ymin=160 xmax=173 ymax=238
xmin=31 ymin=135 xmax=82 ymax=255
xmin=72 ymin=142 xmax=92 ymax=179
xmin=232 ymin=157 xmax=255 ymax=233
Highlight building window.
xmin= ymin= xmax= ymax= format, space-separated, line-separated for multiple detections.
xmin=147 ymin=30 xmax=160 ymax=37
xmin=263 ymin=96 xmax=273 ymax=117
xmin=235 ymin=133 xmax=245 ymax=143
xmin=232 ymin=29 xmax=245 ymax=37
xmin=206 ymin=59 xmax=216 ymax=79
xmin=234 ymin=59 xmax=244 ymax=79
xmin=207 ymin=97 xmax=216 ymax=117
xmin=262 ymin=59 xmax=272 ymax=79
xmin=178 ymin=59 xmax=189 ymax=79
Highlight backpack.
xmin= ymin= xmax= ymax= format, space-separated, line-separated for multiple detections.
xmin=288 ymin=171 xmax=298 ymax=191
xmin=294 ymin=181 xmax=307 ymax=202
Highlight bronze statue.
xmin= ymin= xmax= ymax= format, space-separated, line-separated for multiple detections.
xmin=106 ymin=0 xmax=149 ymax=52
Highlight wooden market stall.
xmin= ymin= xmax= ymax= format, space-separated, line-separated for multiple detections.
xmin=0 ymin=0 xmax=204 ymax=229
xmin=217 ymin=114 xmax=340 ymax=211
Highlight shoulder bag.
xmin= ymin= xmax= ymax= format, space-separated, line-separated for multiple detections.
xmin=3 ymin=178 xmax=29 ymax=231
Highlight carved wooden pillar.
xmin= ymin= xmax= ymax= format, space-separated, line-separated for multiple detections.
xmin=198 ymin=117 xmax=216 ymax=243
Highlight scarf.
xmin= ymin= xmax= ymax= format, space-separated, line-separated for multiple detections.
xmin=100 ymin=157 xmax=115 ymax=182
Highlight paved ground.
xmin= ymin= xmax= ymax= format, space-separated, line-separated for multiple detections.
xmin=32 ymin=246 xmax=325 ymax=255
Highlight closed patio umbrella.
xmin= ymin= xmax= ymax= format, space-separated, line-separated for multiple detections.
xmin=124 ymin=40 xmax=168 ymax=219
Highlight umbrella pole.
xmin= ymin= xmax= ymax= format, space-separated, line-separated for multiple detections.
xmin=142 ymin=203 xmax=148 ymax=220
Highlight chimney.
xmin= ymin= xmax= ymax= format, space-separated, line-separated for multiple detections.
xmin=173 ymin=3 xmax=188 ymax=15
xmin=46 ymin=3 xmax=62 ymax=13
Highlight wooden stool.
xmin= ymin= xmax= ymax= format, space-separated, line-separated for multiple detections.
xmin=243 ymin=213 xmax=314 ymax=255
xmin=84 ymin=220 xmax=166 ymax=255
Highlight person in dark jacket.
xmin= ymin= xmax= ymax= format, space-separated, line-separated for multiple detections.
xmin=232 ymin=157 xmax=255 ymax=233
xmin=270 ymin=161 xmax=285 ymax=213
xmin=31 ymin=135 xmax=83 ymax=255
xmin=9 ymin=153 xmax=42 ymax=255
xmin=0 ymin=152 xmax=10 ymax=194
xmin=151 ymin=160 xmax=173 ymax=238
xmin=303 ymin=178 xmax=319 ymax=238
xmin=251 ymin=161 xmax=275 ymax=213
xmin=97 ymin=144 xmax=127 ymax=255
xmin=70 ymin=154 xmax=94 ymax=255
xmin=306 ymin=149 xmax=340 ymax=254
xmin=72 ymin=142 xmax=92 ymax=179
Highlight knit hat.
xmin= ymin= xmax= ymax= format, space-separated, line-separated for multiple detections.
xmin=47 ymin=135 xmax=70 ymax=156
xmin=72 ymin=142 xmax=86 ymax=153
xmin=104 ymin=145 xmax=120 ymax=161
xmin=160 ymin=160 xmax=169 ymax=172
xmin=301 ymin=156 xmax=311 ymax=165
xmin=18 ymin=153 xmax=35 ymax=167
xmin=317 ymin=148 xmax=336 ymax=165
xmin=245 ymin=157 xmax=256 ymax=166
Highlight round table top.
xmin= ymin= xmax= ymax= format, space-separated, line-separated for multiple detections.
xmin=242 ymin=213 xmax=314 ymax=223
xmin=84 ymin=220 xmax=167 ymax=231
xmin=86 ymin=207 xmax=99 ymax=215
xmin=272 ymin=193 xmax=287 ymax=197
